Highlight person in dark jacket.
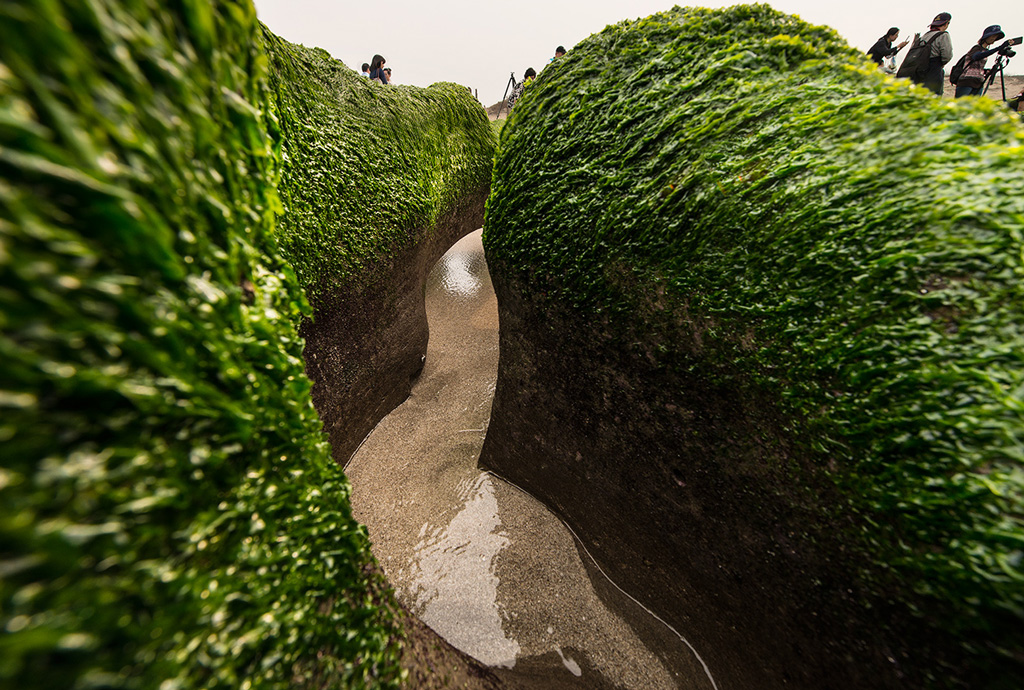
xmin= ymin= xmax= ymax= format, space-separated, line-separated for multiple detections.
xmin=867 ymin=27 xmax=909 ymax=66
xmin=955 ymin=25 xmax=1005 ymax=97
xmin=368 ymin=54 xmax=389 ymax=84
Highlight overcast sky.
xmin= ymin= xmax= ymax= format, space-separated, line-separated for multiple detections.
xmin=253 ymin=1 xmax=1023 ymax=106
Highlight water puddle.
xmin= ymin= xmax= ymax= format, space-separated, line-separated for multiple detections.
xmin=433 ymin=241 xmax=486 ymax=299
xmin=406 ymin=473 xmax=520 ymax=667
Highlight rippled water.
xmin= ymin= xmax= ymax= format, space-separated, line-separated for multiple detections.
xmin=431 ymin=243 xmax=487 ymax=299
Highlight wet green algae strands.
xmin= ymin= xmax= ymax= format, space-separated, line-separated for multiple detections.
xmin=262 ymin=29 xmax=495 ymax=303
xmin=486 ymin=3 xmax=1024 ymax=685
xmin=0 ymin=1 xmax=493 ymax=689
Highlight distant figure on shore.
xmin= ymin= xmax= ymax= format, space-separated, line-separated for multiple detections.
xmin=507 ymin=68 xmax=536 ymax=109
xmin=867 ymin=27 xmax=909 ymax=71
xmin=550 ymin=46 xmax=566 ymax=63
xmin=361 ymin=63 xmax=370 ymax=78
xmin=954 ymin=25 xmax=1005 ymax=97
xmin=369 ymin=54 xmax=390 ymax=84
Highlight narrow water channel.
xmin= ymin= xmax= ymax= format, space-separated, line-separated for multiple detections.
xmin=345 ymin=230 xmax=716 ymax=689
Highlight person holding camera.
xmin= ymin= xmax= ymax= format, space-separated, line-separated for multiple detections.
xmin=955 ymin=25 xmax=1006 ymax=97
xmin=507 ymin=68 xmax=536 ymax=110
xmin=867 ymin=27 xmax=910 ymax=68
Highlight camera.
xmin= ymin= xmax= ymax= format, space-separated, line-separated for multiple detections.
xmin=998 ymin=36 xmax=1022 ymax=58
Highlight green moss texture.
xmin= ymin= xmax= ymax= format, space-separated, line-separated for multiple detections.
xmin=262 ymin=29 xmax=495 ymax=305
xmin=0 ymin=1 xmax=493 ymax=689
xmin=485 ymin=3 xmax=1024 ymax=683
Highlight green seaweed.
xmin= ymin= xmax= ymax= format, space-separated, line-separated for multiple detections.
xmin=261 ymin=30 xmax=495 ymax=304
xmin=485 ymin=4 xmax=1024 ymax=683
xmin=0 ymin=0 xmax=495 ymax=687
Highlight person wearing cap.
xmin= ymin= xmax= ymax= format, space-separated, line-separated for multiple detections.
xmin=918 ymin=12 xmax=953 ymax=95
xmin=954 ymin=25 xmax=1006 ymax=97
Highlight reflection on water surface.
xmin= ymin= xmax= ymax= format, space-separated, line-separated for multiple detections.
xmin=427 ymin=230 xmax=491 ymax=300
xmin=431 ymin=249 xmax=486 ymax=299
xmin=406 ymin=474 xmax=520 ymax=667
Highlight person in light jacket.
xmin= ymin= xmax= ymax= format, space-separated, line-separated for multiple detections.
xmin=919 ymin=12 xmax=953 ymax=96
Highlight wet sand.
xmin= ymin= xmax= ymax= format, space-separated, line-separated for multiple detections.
xmin=345 ymin=230 xmax=716 ymax=689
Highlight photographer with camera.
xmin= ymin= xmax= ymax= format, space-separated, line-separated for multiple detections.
xmin=954 ymin=25 xmax=1006 ymax=97
xmin=867 ymin=27 xmax=910 ymax=72
xmin=507 ymin=68 xmax=536 ymax=111
xmin=981 ymin=34 xmax=1022 ymax=102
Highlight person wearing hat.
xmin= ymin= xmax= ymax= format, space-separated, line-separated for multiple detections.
xmin=918 ymin=12 xmax=954 ymax=95
xmin=954 ymin=25 xmax=1006 ymax=97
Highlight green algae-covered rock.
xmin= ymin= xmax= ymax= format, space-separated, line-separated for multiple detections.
xmin=0 ymin=1 xmax=431 ymax=687
xmin=482 ymin=4 xmax=1024 ymax=688
xmin=261 ymin=29 xmax=495 ymax=304
xmin=260 ymin=31 xmax=495 ymax=464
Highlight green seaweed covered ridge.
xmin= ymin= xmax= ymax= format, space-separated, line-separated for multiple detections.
xmin=262 ymin=28 xmax=495 ymax=303
xmin=485 ymin=3 xmax=1024 ymax=680
xmin=0 ymin=1 xmax=494 ymax=688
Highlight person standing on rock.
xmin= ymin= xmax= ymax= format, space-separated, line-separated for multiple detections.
xmin=954 ymin=25 xmax=1006 ymax=98
xmin=369 ymin=54 xmax=390 ymax=84
xmin=507 ymin=68 xmax=536 ymax=109
xmin=867 ymin=27 xmax=909 ymax=68
xmin=917 ymin=12 xmax=953 ymax=95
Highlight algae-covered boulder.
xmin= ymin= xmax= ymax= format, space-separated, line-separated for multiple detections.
xmin=261 ymin=30 xmax=494 ymax=462
xmin=0 ymin=1 xmax=493 ymax=688
xmin=482 ymin=5 xmax=1024 ymax=689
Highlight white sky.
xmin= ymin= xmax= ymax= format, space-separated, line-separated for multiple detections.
xmin=253 ymin=1 xmax=1023 ymax=107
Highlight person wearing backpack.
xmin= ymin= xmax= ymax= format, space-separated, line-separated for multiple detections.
xmin=952 ymin=25 xmax=1006 ymax=98
xmin=897 ymin=12 xmax=953 ymax=96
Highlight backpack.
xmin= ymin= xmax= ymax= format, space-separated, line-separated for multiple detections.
xmin=896 ymin=31 xmax=944 ymax=80
xmin=949 ymin=53 xmax=968 ymax=85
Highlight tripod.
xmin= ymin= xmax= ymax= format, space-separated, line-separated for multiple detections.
xmin=496 ymin=72 xmax=517 ymax=119
xmin=982 ymin=54 xmax=1011 ymax=101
